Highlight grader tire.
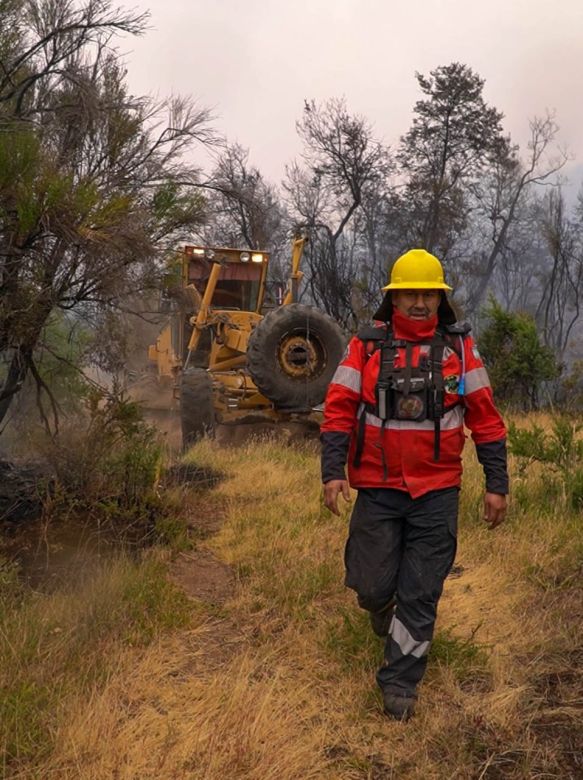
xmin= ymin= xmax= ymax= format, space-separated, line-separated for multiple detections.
xmin=247 ymin=303 xmax=346 ymax=411
xmin=180 ymin=368 xmax=215 ymax=448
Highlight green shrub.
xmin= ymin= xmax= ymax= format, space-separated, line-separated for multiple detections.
xmin=478 ymin=299 xmax=559 ymax=409
xmin=45 ymin=390 xmax=163 ymax=526
xmin=508 ymin=416 xmax=583 ymax=508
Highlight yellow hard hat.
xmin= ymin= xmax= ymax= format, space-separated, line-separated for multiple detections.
xmin=382 ymin=249 xmax=452 ymax=291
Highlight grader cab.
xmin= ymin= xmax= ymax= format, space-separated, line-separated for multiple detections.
xmin=147 ymin=238 xmax=345 ymax=448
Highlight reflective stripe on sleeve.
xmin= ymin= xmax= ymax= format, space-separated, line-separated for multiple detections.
xmin=330 ymin=365 xmax=362 ymax=394
xmin=363 ymin=404 xmax=464 ymax=431
xmin=391 ymin=616 xmax=430 ymax=658
xmin=464 ymin=367 xmax=491 ymax=394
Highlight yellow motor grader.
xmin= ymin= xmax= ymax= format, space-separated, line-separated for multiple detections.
xmin=146 ymin=237 xmax=346 ymax=448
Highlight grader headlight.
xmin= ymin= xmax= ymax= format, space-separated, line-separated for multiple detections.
xmin=240 ymin=252 xmax=250 ymax=262
xmin=251 ymin=253 xmax=264 ymax=263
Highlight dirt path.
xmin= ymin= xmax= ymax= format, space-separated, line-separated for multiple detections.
xmin=170 ymin=548 xmax=234 ymax=605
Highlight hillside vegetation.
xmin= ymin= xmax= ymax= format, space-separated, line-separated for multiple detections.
xmin=1 ymin=417 xmax=582 ymax=779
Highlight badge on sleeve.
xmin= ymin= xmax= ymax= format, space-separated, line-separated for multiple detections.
xmin=444 ymin=374 xmax=460 ymax=394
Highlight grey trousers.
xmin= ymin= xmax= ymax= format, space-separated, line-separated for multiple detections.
xmin=344 ymin=486 xmax=458 ymax=696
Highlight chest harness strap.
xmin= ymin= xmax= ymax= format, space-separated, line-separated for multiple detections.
xmin=353 ymin=325 xmax=457 ymax=473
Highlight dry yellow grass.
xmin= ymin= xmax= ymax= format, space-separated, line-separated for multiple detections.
xmin=5 ymin=422 xmax=583 ymax=779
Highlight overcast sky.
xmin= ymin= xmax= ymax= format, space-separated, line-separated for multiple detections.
xmin=124 ymin=0 xmax=583 ymax=189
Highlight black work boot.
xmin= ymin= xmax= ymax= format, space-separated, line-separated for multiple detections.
xmin=369 ymin=599 xmax=396 ymax=638
xmin=382 ymin=691 xmax=416 ymax=721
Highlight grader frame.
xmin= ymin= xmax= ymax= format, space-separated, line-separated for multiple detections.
xmin=148 ymin=238 xmax=313 ymax=431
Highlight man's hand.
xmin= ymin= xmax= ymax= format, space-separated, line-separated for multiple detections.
xmin=483 ymin=492 xmax=507 ymax=529
xmin=324 ymin=479 xmax=351 ymax=516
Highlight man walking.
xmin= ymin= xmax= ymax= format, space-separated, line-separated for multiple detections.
xmin=321 ymin=249 xmax=508 ymax=721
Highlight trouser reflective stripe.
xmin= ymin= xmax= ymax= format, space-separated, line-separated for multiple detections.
xmin=344 ymin=486 xmax=458 ymax=697
xmin=391 ymin=616 xmax=430 ymax=658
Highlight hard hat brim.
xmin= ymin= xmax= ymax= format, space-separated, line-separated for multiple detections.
xmin=382 ymin=281 xmax=453 ymax=291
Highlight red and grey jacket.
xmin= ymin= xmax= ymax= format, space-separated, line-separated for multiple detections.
xmin=320 ymin=310 xmax=508 ymax=498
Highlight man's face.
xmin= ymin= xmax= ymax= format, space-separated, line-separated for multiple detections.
xmin=392 ymin=289 xmax=441 ymax=320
